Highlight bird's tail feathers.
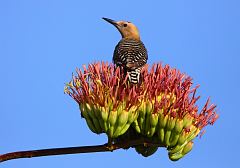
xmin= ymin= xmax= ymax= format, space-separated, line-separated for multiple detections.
xmin=127 ymin=68 xmax=141 ymax=84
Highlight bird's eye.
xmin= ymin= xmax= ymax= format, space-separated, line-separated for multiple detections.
xmin=123 ymin=23 xmax=128 ymax=27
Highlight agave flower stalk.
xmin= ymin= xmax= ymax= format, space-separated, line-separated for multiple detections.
xmin=65 ymin=62 xmax=218 ymax=161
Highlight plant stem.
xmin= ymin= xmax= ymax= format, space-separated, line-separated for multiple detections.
xmin=0 ymin=139 xmax=162 ymax=163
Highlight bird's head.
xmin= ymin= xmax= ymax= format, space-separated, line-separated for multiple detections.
xmin=103 ymin=17 xmax=140 ymax=41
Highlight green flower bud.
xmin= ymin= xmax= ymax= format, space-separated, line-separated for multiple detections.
xmin=182 ymin=141 xmax=193 ymax=155
xmin=183 ymin=114 xmax=193 ymax=127
xmin=168 ymin=150 xmax=184 ymax=161
xmin=173 ymin=119 xmax=184 ymax=134
xmin=166 ymin=117 xmax=177 ymax=131
xmin=145 ymin=101 xmax=153 ymax=114
xmin=108 ymin=110 xmax=118 ymax=126
xmin=100 ymin=106 xmax=108 ymax=122
xmin=150 ymin=113 xmax=159 ymax=127
xmin=158 ymin=113 xmax=168 ymax=128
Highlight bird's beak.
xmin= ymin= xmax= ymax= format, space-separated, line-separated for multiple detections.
xmin=102 ymin=17 xmax=119 ymax=27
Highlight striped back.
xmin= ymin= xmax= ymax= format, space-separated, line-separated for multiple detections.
xmin=113 ymin=39 xmax=148 ymax=83
xmin=113 ymin=39 xmax=148 ymax=69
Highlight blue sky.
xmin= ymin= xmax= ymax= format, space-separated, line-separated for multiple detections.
xmin=0 ymin=0 xmax=239 ymax=167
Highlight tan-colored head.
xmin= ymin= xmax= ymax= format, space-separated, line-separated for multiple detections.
xmin=103 ymin=17 xmax=140 ymax=41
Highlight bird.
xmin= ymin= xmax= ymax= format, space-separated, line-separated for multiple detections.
xmin=102 ymin=17 xmax=148 ymax=84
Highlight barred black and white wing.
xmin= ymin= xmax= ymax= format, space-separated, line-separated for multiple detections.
xmin=113 ymin=39 xmax=148 ymax=84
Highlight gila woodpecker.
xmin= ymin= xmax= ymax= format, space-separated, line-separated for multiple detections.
xmin=103 ymin=17 xmax=148 ymax=84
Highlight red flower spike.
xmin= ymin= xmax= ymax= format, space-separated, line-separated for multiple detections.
xmin=65 ymin=61 xmax=218 ymax=160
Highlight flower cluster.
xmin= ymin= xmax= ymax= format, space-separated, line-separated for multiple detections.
xmin=65 ymin=62 xmax=218 ymax=161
